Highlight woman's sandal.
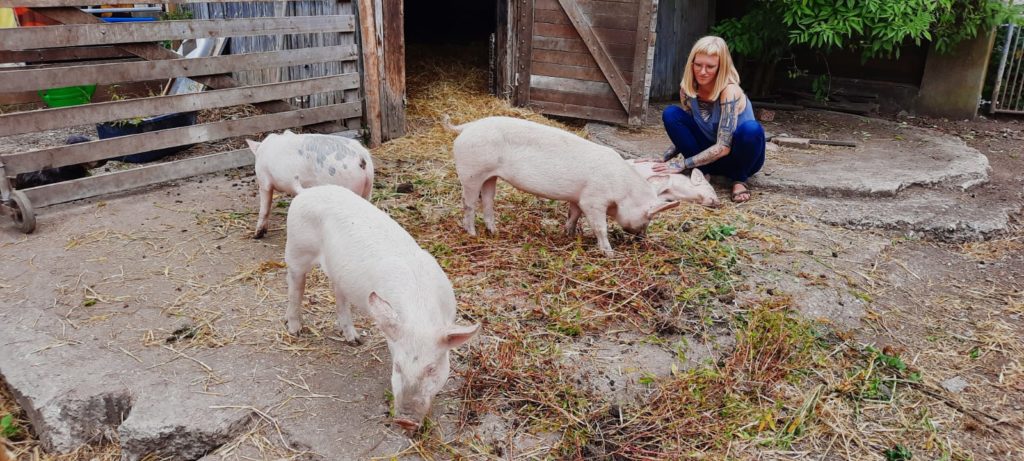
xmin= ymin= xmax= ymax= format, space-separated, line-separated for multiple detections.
xmin=731 ymin=181 xmax=751 ymax=203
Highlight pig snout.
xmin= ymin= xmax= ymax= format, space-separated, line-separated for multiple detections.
xmin=393 ymin=417 xmax=420 ymax=434
xmin=395 ymin=395 xmax=432 ymax=427
xmin=622 ymin=223 xmax=649 ymax=236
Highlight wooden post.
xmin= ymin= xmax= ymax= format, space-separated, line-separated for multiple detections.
xmin=513 ymin=0 xmax=533 ymax=107
xmin=356 ymin=0 xmax=382 ymax=147
xmin=376 ymin=0 xmax=405 ymax=140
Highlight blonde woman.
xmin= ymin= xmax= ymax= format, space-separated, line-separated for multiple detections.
xmin=651 ymin=36 xmax=765 ymax=203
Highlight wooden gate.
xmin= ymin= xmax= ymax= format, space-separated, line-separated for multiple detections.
xmin=510 ymin=0 xmax=659 ymax=126
xmin=0 ymin=0 xmax=363 ymax=233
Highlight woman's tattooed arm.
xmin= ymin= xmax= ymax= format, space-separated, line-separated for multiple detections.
xmin=684 ymin=96 xmax=740 ymax=169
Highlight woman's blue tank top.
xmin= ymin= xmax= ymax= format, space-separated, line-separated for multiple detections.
xmin=686 ymin=92 xmax=756 ymax=141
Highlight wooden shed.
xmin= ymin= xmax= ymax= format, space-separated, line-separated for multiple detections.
xmin=382 ymin=0 xmax=723 ymax=128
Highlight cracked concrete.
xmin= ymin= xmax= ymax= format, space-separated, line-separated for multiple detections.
xmin=0 ymin=177 xmax=414 ymax=460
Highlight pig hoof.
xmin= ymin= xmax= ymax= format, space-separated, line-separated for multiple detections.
xmin=286 ymin=320 xmax=303 ymax=335
xmin=345 ymin=337 xmax=363 ymax=347
xmin=253 ymin=228 xmax=267 ymax=239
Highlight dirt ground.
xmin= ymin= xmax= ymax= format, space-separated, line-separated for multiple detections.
xmin=844 ymin=113 xmax=1024 ymax=459
xmin=2 ymin=53 xmax=1023 ymax=460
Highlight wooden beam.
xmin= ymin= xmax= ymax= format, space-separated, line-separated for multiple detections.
xmin=531 ymin=74 xmax=616 ymax=94
xmin=31 ymin=8 xmax=293 ymax=116
xmin=0 ymin=46 xmax=134 ymax=64
xmin=2 ymin=103 xmax=360 ymax=174
xmin=0 ymin=45 xmax=358 ymax=93
xmin=356 ymin=0 xmax=382 ymax=148
xmin=528 ymin=99 xmax=627 ymax=124
xmin=514 ymin=0 xmax=533 ymax=106
xmin=379 ymin=0 xmax=405 ymax=140
xmin=626 ymin=0 xmax=655 ymax=126
xmin=0 ymin=16 xmax=355 ymax=50
xmin=21 ymin=149 xmax=255 ymax=209
xmin=557 ymin=0 xmax=629 ymax=111
xmin=0 ymin=74 xmax=360 ymax=137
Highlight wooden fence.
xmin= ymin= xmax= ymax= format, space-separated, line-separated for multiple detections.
xmin=0 ymin=0 xmax=363 ymax=233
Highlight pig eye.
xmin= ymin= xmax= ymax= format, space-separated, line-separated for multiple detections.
xmin=424 ymin=365 xmax=436 ymax=376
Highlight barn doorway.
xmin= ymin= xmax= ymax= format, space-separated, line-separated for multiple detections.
xmin=404 ymin=0 xmax=503 ymax=95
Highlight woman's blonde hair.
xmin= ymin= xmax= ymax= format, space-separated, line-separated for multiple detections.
xmin=680 ymin=36 xmax=740 ymax=101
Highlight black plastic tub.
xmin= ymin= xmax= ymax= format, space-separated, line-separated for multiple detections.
xmin=96 ymin=112 xmax=198 ymax=163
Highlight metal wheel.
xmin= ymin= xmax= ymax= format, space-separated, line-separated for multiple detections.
xmin=9 ymin=190 xmax=36 ymax=234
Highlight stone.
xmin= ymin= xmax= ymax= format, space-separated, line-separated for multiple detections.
xmin=941 ymin=376 xmax=969 ymax=394
xmin=118 ymin=389 xmax=254 ymax=461
xmin=0 ymin=310 xmax=135 ymax=453
xmin=772 ymin=136 xmax=812 ymax=149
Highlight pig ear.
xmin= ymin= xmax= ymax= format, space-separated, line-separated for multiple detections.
xmin=366 ymin=292 xmax=401 ymax=340
xmin=646 ymin=200 xmax=680 ymax=218
xmin=442 ymin=323 xmax=480 ymax=349
xmin=690 ymin=168 xmax=707 ymax=185
xmin=245 ymin=139 xmax=261 ymax=155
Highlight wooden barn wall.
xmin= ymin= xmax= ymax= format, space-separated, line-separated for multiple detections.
xmin=650 ymin=0 xmax=710 ymax=101
xmin=186 ymin=0 xmax=360 ymax=128
xmin=528 ymin=0 xmax=639 ymax=123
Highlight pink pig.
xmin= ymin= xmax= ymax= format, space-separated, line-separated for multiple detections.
xmin=246 ymin=130 xmax=374 ymax=239
xmin=446 ymin=116 xmax=679 ymax=256
xmin=626 ymin=159 xmax=720 ymax=207
xmin=284 ymin=185 xmax=480 ymax=434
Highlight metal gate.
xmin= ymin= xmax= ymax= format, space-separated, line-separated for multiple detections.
xmin=991 ymin=22 xmax=1024 ymax=114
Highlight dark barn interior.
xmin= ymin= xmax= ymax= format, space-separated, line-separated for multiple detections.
xmin=405 ymin=0 xmax=497 ymax=45
xmin=404 ymin=0 xmax=501 ymax=86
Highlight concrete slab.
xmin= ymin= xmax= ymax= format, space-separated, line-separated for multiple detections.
xmin=752 ymin=120 xmax=990 ymax=197
xmin=787 ymin=189 xmax=1023 ymax=242
xmin=587 ymin=110 xmax=990 ymax=198
xmin=0 ymin=307 xmax=135 ymax=452
xmin=585 ymin=108 xmax=1009 ymax=240
xmin=0 ymin=175 xmax=418 ymax=460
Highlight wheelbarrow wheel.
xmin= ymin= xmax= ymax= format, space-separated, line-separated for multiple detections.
xmin=9 ymin=190 xmax=36 ymax=234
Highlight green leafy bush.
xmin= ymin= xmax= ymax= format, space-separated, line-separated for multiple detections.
xmin=713 ymin=0 xmax=1022 ymax=98
xmin=716 ymin=0 xmax=1021 ymax=61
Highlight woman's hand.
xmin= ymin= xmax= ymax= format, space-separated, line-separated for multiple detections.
xmin=651 ymin=161 xmax=684 ymax=174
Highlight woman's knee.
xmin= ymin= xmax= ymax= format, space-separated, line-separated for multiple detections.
xmin=733 ymin=120 xmax=764 ymax=144
xmin=662 ymin=105 xmax=686 ymax=125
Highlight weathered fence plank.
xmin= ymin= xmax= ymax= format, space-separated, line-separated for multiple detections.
xmin=0 ymin=74 xmax=359 ymax=137
xmin=21 ymin=149 xmax=255 ymax=208
xmin=0 ymin=46 xmax=134 ymax=64
xmin=2 ymin=103 xmax=359 ymax=174
xmin=0 ymin=45 xmax=357 ymax=93
xmin=0 ymin=16 xmax=355 ymax=49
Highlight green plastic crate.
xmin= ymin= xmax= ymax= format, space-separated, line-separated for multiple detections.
xmin=38 ymin=85 xmax=96 ymax=108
